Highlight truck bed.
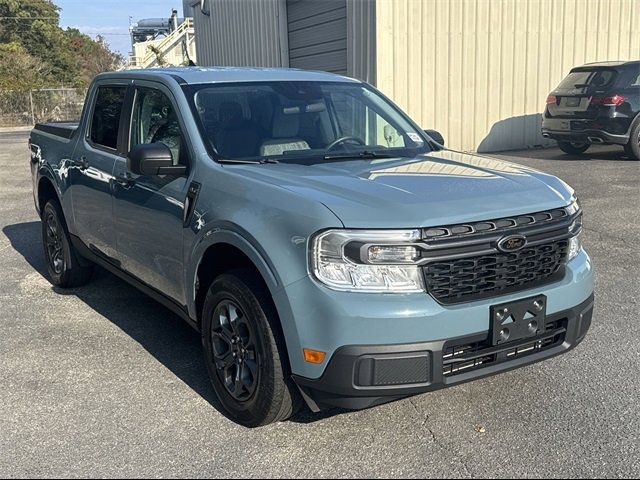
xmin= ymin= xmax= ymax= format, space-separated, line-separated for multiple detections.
xmin=33 ymin=122 xmax=79 ymax=140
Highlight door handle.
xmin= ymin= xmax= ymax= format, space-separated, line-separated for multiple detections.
xmin=71 ymin=156 xmax=89 ymax=170
xmin=115 ymin=172 xmax=135 ymax=188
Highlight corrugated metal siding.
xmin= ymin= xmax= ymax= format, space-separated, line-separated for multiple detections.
xmin=287 ymin=0 xmax=348 ymax=74
xmin=347 ymin=0 xmax=376 ymax=84
xmin=376 ymin=0 xmax=640 ymax=152
xmin=192 ymin=0 xmax=286 ymax=67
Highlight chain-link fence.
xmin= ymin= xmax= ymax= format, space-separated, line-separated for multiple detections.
xmin=0 ymin=88 xmax=87 ymax=128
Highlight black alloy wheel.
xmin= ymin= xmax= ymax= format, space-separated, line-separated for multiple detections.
xmin=211 ymin=300 xmax=259 ymax=401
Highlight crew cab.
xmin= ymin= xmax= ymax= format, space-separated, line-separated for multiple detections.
xmin=30 ymin=68 xmax=594 ymax=427
xmin=542 ymin=60 xmax=640 ymax=158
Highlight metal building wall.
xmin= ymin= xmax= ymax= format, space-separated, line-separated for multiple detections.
xmin=376 ymin=0 xmax=640 ymax=152
xmin=287 ymin=0 xmax=348 ymax=74
xmin=192 ymin=0 xmax=376 ymax=83
xmin=191 ymin=0 xmax=288 ymax=68
xmin=347 ymin=0 xmax=376 ymax=84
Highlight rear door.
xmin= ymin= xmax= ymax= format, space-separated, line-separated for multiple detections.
xmin=70 ymin=83 xmax=129 ymax=260
xmin=112 ymin=81 xmax=191 ymax=303
xmin=548 ymin=68 xmax=618 ymax=119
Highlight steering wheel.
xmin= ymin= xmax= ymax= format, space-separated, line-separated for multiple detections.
xmin=326 ymin=136 xmax=366 ymax=151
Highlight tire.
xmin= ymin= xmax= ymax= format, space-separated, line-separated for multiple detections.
xmin=202 ymin=270 xmax=301 ymax=427
xmin=41 ymin=200 xmax=93 ymax=288
xmin=623 ymin=118 xmax=640 ymax=160
xmin=557 ymin=141 xmax=590 ymax=155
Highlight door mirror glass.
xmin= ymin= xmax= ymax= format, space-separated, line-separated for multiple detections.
xmin=128 ymin=142 xmax=185 ymax=176
xmin=424 ymin=129 xmax=445 ymax=146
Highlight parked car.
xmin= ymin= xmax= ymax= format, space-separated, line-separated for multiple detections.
xmin=542 ymin=60 xmax=640 ymax=159
xmin=29 ymin=68 xmax=594 ymax=427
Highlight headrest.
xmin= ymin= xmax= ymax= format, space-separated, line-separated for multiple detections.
xmin=218 ymin=101 xmax=243 ymax=126
xmin=272 ymin=109 xmax=300 ymax=138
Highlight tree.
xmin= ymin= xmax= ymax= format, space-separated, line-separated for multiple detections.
xmin=0 ymin=0 xmax=123 ymax=89
xmin=0 ymin=42 xmax=51 ymax=91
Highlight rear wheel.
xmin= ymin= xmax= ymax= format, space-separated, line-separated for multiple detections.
xmin=202 ymin=270 xmax=301 ymax=427
xmin=557 ymin=141 xmax=590 ymax=155
xmin=41 ymin=200 xmax=93 ymax=288
xmin=624 ymin=119 xmax=640 ymax=160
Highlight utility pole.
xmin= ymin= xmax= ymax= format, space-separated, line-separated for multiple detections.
xmin=29 ymin=90 xmax=35 ymax=125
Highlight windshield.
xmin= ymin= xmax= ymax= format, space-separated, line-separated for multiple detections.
xmin=189 ymin=81 xmax=431 ymax=162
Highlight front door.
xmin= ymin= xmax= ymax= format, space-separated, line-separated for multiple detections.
xmin=70 ymin=84 xmax=128 ymax=260
xmin=112 ymin=83 xmax=190 ymax=304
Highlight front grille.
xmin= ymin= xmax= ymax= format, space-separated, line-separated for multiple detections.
xmin=418 ymin=206 xmax=579 ymax=304
xmin=423 ymin=208 xmax=568 ymax=240
xmin=423 ymin=240 xmax=569 ymax=304
xmin=442 ymin=317 xmax=567 ymax=377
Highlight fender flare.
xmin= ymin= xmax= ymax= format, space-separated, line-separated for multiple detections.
xmin=36 ymin=165 xmax=63 ymax=212
xmin=185 ymin=225 xmax=283 ymax=321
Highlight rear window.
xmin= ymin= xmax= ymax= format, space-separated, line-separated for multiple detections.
xmin=90 ymin=86 xmax=127 ymax=150
xmin=556 ymin=69 xmax=617 ymax=90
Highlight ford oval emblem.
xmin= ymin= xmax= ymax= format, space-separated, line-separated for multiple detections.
xmin=497 ymin=234 xmax=527 ymax=252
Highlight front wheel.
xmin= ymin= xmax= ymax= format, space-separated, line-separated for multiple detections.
xmin=557 ymin=141 xmax=590 ymax=155
xmin=202 ymin=270 xmax=301 ymax=427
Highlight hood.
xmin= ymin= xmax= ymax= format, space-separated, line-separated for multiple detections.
xmin=234 ymin=150 xmax=575 ymax=228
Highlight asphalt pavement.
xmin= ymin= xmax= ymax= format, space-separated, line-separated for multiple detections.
xmin=0 ymin=129 xmax=638 ymax=478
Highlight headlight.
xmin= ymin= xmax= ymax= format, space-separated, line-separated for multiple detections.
xmin=310 ymin=229 xmax=425 ymax=292
xmin=567 ymin=205 xmax=583 ymax=262
xmin=568 ymin=233 xmax=582 ymax=261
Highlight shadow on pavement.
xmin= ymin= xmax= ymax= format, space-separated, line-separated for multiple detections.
xmin=2 ymin=221 xmax=341 ymax=426
xmin=497 ymin=144 xmax=634 ymax=162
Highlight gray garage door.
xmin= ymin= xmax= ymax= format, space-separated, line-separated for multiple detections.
xmin=286 ymin=0 xmax=347 ymax=74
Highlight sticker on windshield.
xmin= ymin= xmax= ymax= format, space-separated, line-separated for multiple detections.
xmin=407 ymin=132 xmax=424 ymax=143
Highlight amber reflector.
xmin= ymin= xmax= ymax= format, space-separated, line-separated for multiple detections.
xmin=303 ymin=349 xmax=326 ymax=364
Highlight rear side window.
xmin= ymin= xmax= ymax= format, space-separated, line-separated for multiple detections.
xmin=557 ymin=70 xmax=617 ymax=90
xmin=90 ymin=86 xmax=127 ymax=150
xmin=628 ymin=69 xmax=640 ymax=87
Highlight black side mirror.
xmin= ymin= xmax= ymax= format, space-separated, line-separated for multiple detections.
xmin=424 ymin=129 xmax=445 ymax=147
xmin=127 ymin=143 xmax=186 ymax=176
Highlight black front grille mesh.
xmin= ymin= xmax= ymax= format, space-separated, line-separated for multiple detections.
xmin=442 ymin=317 xmax=568 ymax=377
xmin=423 ymin=208 xmax=568 ymax=239
xmin=423 ymin=240 xmax=569 ymax=304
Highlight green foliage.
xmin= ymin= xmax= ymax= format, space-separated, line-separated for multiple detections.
xmin=148 ymin=45 xmax=167 ymax=67
xmin=0 ymin=41 xmax=50 ymax=91
xmin=0 ymin=0 xmax=124 ymax=90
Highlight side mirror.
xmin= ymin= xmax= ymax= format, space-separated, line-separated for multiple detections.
xmin=424 ymin=129 xmax=445 ymax=147
xmin=127 ymin=143 xmax=186 ymax=176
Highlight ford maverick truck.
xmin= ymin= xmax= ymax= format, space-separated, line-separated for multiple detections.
xmin=30 ymin=68 xmax=594 ymax=427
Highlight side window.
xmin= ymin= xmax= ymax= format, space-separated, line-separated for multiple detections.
xmin=90 ymin=86 xmax=127 ymax=150
xmin=130 ymin=88 xmax=185 ymax=165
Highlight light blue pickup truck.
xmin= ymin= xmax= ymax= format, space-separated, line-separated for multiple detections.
xmin=29 ymin=67 xmax=594 ymax=427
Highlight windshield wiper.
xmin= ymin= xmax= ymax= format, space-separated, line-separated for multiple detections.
xmin=218 ymin=158 xmax=279 ymax=165
xmin=323 ymin=150 xmax=399 ymax=161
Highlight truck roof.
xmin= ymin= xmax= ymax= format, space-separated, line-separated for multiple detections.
xmin=575 ymin=60 xmax=640 ymax=69
xmin=96 ymin=66 xmax=360 ymax=85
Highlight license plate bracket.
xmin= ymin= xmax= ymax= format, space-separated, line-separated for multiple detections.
xmin=490 ymin=295 xmax=547 ymax=346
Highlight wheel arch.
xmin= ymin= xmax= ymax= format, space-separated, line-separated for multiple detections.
xmin=188 ymin=229 xmax=282 ymax=327
xmin=37 ymin=175 xmax=62 ymax=215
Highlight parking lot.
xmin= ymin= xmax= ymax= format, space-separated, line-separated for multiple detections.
xmin=0 ymin=128 xmax=638 ymax=478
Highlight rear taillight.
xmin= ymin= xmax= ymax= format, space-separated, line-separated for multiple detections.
xmin=546 ymin=95 xmax=557 ymax=105
xmin=591 ymin=94 xmax=626 ymax=106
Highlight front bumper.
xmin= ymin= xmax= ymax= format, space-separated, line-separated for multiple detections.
xmin=294 ymin=294 xmax=594 ymax=411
